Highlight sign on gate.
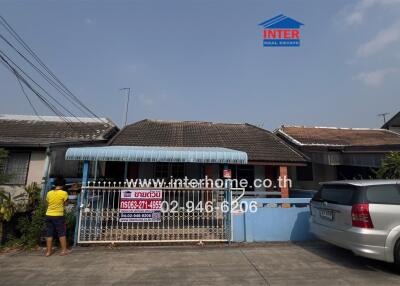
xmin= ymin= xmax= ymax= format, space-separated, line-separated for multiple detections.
xmin=119 ymin=189 xmax=162 ymax=222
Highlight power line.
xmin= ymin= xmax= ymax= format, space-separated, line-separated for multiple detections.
xmin=0 ymin=32 xmax=93 ymax=118
xmin=0 ymin=49 xmax=82 ymax=122
xmin=0 ymin=51 xmax=108 ymax=139
xmin=0 ymin=54 xmax=72 ymax=125
xmin=0 ymin=54 xmax=101 ymax=139
xmin=15 ymin=75 xmax=42 ymax=119
xmin=0 ymin=14 xmax=107 ymax=124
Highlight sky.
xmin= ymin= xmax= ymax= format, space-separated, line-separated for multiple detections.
xmin=1 ymin=0 xmax=400 ymax=130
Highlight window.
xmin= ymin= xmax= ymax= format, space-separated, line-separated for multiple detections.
xmin=154 ymin=163 xmax=185 ymax=180
xmin=296 ymin=163 xmax=313 ymax=181
xmin=314 ymin=184 xmax=357 ymax=205
xmin=155 ymin=163 xmax=169 ymax=179
xmin=171 ymin=163 xmax=184 ymax=178
xmin=3 ymin=152 xmax=30 ymax=185
xmin=366 ymin=185 xmax=400 ymax=204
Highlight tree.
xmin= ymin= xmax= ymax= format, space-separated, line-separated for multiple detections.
xmin=0 ymin=148 xmax=8 ymax=185
xmin=0 ymin=149 xmax=12 ymax=245
xmin=0 ymin=149 xmax=14 ymax=222
xmin=376 ymin=152 xmax=400 ymax=179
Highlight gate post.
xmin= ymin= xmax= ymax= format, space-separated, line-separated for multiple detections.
xmin=73 ymin=160 xmax=89 ymax=246
xmin=223 ymin=164 xmax=233 ymax=242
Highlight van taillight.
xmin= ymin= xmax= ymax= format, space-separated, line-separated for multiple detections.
xmin=351 ymin=203 xmax=374 ymax=228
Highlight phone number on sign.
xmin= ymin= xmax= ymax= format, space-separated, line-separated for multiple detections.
xmin=159 ymin=200 xmax=258 ymax=213
xmin=120 ymin=200 xmax=162 ymax=210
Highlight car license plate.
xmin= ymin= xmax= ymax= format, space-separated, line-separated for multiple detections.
xmin=319 ymin=209 xmax=333 ymax=221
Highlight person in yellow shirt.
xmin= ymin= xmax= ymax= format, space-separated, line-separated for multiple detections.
xmin=45 ymin=177 xmax=70 ymax=256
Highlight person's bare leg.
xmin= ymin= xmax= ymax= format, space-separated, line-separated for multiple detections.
xmin=45 ymin=237 xmax=53 ymax=257
xmin=59 ymin=236 xmax=70 ymax=255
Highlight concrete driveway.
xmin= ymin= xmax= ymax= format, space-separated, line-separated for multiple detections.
xmin=0 ymin=242 xmax=399 ymax=285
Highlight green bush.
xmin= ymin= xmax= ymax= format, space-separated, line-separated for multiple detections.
xmin=376 ymin=152 xmax=400 ymax=179
xmin=0 ymin=148 xmax=9 ymax=185
xmin=2 ymin=183 xmax=46 ymax=249
xmin=15 ymin=200 xmax=46 ymax=248
xmin=65 ymin=211 xmax=76 ymax=246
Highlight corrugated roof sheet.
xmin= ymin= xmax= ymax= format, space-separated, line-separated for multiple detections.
xmin=65 ymin=146 xmax=248 ymax=164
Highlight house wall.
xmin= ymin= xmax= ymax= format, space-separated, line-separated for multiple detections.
xmin=185 ymin=163 xmax=202 ymax=179
xmin=136 ymin=163 xmax=209 ymax=180
xmin=26 ymin=150 xmax=46 ymax=185
xmin=0 ymin=185 xmax=26 ymax=205
xmin=138 ymin=162 xmax=154 ymax=179
xmin=50 ymin=147 xmax=81 ymax=178
xmin=290 ymin=163 xmax=337 ymax=190
xmin=102 ymin=162 xmax=292 ymax=197
xmin=254 ymin=165 xmax=266 ymax=192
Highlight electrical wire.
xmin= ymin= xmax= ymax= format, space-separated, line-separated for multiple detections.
xmin=0 ymin=33 xmax=93 ymax=118
xmin=0 ymin=53 xmax=109 ymax=140
xmin=0 ymin=15 xmax=107 ymax=124
xmin=0 ymin=54 xmax=73 ymax=126
xmin=0 ymin=49 xmax=82 ymax=123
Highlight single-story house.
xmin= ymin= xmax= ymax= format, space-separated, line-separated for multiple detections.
xmin=66 ymin=119 xmax=307 ymax=197
xmin=275 ymin=125 xmax=400 ymax=190
xmin=0 ymin=114 xmax=118 ymax=199
xmin=382 ymin=111 xmax=400 ymax=134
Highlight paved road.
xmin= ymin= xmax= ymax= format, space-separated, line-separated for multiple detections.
xmin=0 ymin=242 xmax=399 ymax=285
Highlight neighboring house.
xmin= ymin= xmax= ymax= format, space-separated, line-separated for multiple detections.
xmin=275 ymin=126 xmax=400 ymax=190
xmin=0 ymin=114 xmax=118 ymax=198
xmin=68 ymin=119 xmax=307 ymax=197
xmin=382 ymin=111 xmax=400 ymax=134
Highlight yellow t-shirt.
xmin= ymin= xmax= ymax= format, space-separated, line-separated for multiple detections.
xmin=46 ymin=189 xmax=68 ymax=216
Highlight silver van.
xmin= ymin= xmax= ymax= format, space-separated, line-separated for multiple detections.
xmin=310 ymin=180 xmax=400 ymax=271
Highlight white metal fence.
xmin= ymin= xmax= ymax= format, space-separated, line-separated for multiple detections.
xmin=77 ymin=183 xmax=232 ymax=244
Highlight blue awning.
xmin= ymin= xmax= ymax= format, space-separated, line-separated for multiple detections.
xmin=65 ymin=146 xmax=248 ymax=164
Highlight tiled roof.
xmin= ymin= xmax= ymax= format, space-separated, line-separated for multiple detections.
xmin=276 ymin=126 xmax=400 ymax=147
xmin=382 ymin=111 xmax=400 ymax=129
xmin=0 ymin=114 xmax=118 ymax=147
xmin=109 ymin=119 xmax=306 ymax=163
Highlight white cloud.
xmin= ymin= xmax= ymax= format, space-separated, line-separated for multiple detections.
xmin=346 ymin=11 xmax=364 ymax=26
xmin=356 ymin=22 xmax=400 ymax=57
xmin=355 ymin=68 xmax=398 ymax=87
xmin=344 ymin=0 xmax=400 ymax=26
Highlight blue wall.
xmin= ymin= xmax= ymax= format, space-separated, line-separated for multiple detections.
xmin=232 ymin=198 xmax=315 ymax=242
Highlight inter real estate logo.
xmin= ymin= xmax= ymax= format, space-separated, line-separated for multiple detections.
xmin=259 ymin=14 xmax=304 ymax=47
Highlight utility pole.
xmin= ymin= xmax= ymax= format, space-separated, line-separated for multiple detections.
xmin=377 ymin=112 xmax=389 ymax=125
xmin=120 ymin=88 xmax=131 ymax=127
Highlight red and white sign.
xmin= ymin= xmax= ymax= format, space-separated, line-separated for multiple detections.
xmin=119 ymin=200 xmax=162 ymax=211
xmin=223 ymin=169 xmax=232 ymax=179
xmin=119 ymin=190 xmax=162 ymax=222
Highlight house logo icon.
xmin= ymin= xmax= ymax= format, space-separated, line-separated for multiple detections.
xmin=123 ymin=191 xmax=132 ymax=198
xmin=259 ymin=14 xmax=304 ymax=47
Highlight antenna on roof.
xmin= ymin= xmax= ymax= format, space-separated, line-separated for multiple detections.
xmin=377 ymin=112 xmax=390 ymax=125
xmin=119 ymin=88 xmax=131 ymax=127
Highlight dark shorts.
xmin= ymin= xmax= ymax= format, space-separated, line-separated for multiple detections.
xmin=45 ymin=216 xmax=66 ymax=238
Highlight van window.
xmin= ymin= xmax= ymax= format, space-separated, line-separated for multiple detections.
xmin=366 ymin=185 xmax=400 ymax=204
xmin=314 ymin=185 xmax=356 ymax=205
